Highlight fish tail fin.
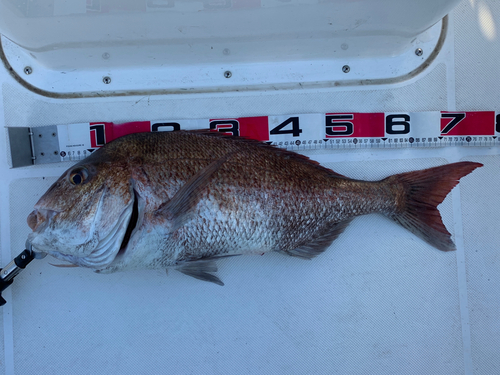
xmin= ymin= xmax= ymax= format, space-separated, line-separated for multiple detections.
xmin=384 ymin=161 xmax=482 ymax=251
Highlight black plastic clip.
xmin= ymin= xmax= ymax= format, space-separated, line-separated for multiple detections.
xmin=0 ymin=242 xmax=36 ymax=306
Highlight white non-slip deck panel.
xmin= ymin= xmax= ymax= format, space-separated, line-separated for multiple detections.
xmin=0 ymin=1 xmax=498 ymax=374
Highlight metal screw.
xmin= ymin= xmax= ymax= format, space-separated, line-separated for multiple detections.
xmin=415 ymin=48 xmax=423 ymax=56
xmin=102 ymin=52 xmax=110 ymax=60
xmin=224 ymin=71 xmax=232 ymax=78
xmin=21 ymin=254 xmax=26 ymax=260
xmin=103 ymin=76 xmax=111 ymax=84
xmin=24 ymin=66 xmax=32 ymax=75
xmin=342 ymin=65 xmax=350 ymax=73
xmin=223 ymin=48 xmax=230 ymax=55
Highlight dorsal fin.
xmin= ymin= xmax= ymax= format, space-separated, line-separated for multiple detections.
xmin=187 ymin=130 xmax=348 ymax=178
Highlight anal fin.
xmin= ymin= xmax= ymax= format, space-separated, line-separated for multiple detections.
xmin=284 ymin=219 xmax=353 ymax=259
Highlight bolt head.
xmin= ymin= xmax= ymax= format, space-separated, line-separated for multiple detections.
xmin=415 ymin=48 xmax=423 ymax=56
xmin=224 ymin=71 xmax=232 ymax=78
xmin=24 ymin=66 xmax=33 ymax=75
xmin=342 ymin=65 xmax=350 ymax=73
xmin=103 ymin=76 xmax=111 ymax=84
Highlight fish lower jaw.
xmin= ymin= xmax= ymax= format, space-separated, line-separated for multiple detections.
xmin=28 ymin=230 xmax=124 ymax=270
xmin=45 ymin=246 xmax=122 ymax=271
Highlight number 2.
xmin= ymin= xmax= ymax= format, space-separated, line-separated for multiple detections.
xmin=151 ymin=122 xmax=180 ymax=132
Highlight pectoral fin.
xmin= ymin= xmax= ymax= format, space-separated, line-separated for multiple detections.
xmin=155 ymin=153 xmax=234 ymax=232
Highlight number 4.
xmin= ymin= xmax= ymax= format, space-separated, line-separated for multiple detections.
xmin=270 ymin=117 xmax=302 ymax=137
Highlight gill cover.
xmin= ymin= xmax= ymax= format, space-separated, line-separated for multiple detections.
xmin=28 ymin=160 xmax=136 ymax=269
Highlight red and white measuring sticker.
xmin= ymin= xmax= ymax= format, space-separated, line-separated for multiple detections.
xmin=10 ymin=111 xmax=499 ymax=166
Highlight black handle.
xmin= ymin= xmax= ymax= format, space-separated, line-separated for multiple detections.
xmin=0 ymin=249 xmax=35 ymax=306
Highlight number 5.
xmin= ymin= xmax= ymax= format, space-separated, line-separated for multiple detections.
xmin=325 ymin=114 xmax=354 ymax=136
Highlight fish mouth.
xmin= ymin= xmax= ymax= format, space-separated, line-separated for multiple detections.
xmin=27 ymin=208 xmax=59 ymax=232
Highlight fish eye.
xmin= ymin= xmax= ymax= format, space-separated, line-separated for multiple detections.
xmin=69 ymin=167 xmax=89 ymax=185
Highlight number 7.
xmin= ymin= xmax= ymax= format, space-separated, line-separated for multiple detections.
xmin=441 ymin=113 xmax=465 ymax=134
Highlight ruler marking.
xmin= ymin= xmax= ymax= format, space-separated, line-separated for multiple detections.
xmin=6 ymin=111 xmax=500 ymax=167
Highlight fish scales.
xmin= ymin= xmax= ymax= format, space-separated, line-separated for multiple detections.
xmin=27 ymin=131 xmax=482 ymax=285
xmin=126 ymin=135 xmax=388 ymax=259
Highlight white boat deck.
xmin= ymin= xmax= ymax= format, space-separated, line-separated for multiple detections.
xmin=0 ymin=1 xmax=498 ymax=374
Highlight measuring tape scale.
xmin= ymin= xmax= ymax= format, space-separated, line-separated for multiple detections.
xmin=7 ymin=111 xmax=500 ymax=167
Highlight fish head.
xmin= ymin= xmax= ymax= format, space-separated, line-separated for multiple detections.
xmin=27 ymin=157 xmax=137 ymax=270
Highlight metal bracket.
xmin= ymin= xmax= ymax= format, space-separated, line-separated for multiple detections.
xmin=8 ymin=127 xmax=33 ymax=168
xmin=8 ymin=126 xmax=60 ymax=168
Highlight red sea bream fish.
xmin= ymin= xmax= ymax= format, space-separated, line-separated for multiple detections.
xmin=27 ymin=131 xmax=482 ymax=285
